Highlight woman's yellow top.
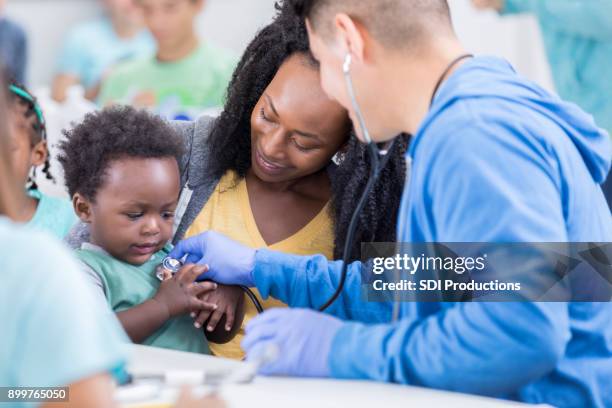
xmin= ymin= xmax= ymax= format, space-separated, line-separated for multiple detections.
xmin=184 ymin=170 xmax=334 ymax=359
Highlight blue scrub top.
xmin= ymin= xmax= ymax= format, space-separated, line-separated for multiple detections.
xmin=251 ymin=56 xmax=612 ymax=408
xmin=0 ymin=217 xmax=128 ymax=407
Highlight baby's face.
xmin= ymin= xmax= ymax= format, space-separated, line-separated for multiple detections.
xmin=87 ymin=157 xmax=180 ymax=265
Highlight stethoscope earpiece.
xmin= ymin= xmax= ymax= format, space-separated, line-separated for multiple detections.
xmin=343 ymin=54 xmax=352 ymax=75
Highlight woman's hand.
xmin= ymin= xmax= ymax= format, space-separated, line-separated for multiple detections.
xmin=193 ymin=284 xmax=246 ymax=344
xmin=153 ymin=264 xmax=219 ymax=319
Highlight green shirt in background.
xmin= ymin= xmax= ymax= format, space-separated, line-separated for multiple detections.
xmin=99 ymin=42 xmax=236 ymax=120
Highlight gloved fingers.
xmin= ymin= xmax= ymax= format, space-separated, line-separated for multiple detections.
xmin=258 ymin=357 xmax=283 ymax=376
xmin=244 ymin=308 xmax=288 ymax=332
xmin=244 ymin=337 xmax=278 ymax=360
xmin=169 ymin=234 xmax=208 ymax=261
xmin=246 ymin=341 xmax=284 ymax=376
xmin=184 ymin=254 xmax=202 ymax=265
xmin=241 ymin=321 xmax=279 ymax=351
xmin=168 ymin=238 xmax=191 ymax=260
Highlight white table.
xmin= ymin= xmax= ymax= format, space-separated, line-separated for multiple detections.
xmin=121 ymin=345 xmax=540 ymax=408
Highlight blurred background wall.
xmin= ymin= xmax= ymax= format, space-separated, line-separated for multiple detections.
xmin=5 ymin=0 xmax=278 ymax=88
xmin=5 ymin=0 xmax=554 ymax=92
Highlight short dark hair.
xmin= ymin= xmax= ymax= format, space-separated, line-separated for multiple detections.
xmin=291 ymin=0 xmax=453 ymax=50
xmin=58 ymin=106 xmax=184 ymax=201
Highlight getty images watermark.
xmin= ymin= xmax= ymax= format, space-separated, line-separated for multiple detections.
xmin=361 ymin=242 xmax=612 ymax=302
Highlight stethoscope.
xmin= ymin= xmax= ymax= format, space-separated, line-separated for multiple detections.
xmin=318 ymin=52 xmax=474 ymax=321
xmin=317 ymin=54 xmax=397 ymax=312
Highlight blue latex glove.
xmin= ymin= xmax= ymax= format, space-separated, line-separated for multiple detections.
xmin=169 ymin=231 xmax=256 ymax=286
xmin=242 ymin=308 xmax=344 ymax=377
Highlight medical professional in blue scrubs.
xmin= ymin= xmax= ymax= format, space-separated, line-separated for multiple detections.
xmin=171 ymin=1 xmax=612 ymax=407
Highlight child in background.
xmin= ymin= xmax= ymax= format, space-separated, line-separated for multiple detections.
xmin=99 ymin=0 xmax=236 ymax=120
xmin=52 ymin=0 xmax=154 ymax=103
xmin=58 ymin=106 xmax=218 ymax=354
xmin=6 ymin=78 xmax=77 ymax=238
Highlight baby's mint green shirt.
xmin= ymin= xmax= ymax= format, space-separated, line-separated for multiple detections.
xmin=26 ymin=189 xmax=77 ymax=239
xmin=76 ymin=244 xmax=210 ymax=355
xmin=503 ymin=0 xmax=612 ymax=131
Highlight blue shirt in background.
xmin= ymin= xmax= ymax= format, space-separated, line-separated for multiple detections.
xmin=251 ymin=56 xmax=612 ymax=407
xmin=0 ymin=217 xmax=128 ymax=407
xmin=0 ymin=16 xmax=27 ymax=83
xmin=26 ymin=189 xmax=77 ymax=240
xmin=503 ymin=0 xmax=612 ymax=131
xmin=56 ymin=18 xmax=154 ymax=90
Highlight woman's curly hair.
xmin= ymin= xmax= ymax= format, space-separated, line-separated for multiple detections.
xmin=207 ymin=1 xmax=409 ymax=261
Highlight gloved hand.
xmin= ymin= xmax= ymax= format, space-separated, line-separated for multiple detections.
xmin=169 ymin=231 xmax=256 ymax=286
xmin=241 ymin=308 xmax=344 ymax=377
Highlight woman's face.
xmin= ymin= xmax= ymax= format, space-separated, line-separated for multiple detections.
xmin=250 ymin=53 xmax=350 ymax=184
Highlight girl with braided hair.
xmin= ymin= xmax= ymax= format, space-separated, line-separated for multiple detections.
xmin=5 ymin=77 xmax=77 ymax=238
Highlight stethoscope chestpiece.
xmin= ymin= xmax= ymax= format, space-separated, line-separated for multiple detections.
xmin=155 ymin=257 xmax=183 ymax=281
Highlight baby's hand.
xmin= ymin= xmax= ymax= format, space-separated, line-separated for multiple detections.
xmin=153 ymin=264 xmax=218 ymax=319
xmin=193 ymin=284 xmax=245 ymax=344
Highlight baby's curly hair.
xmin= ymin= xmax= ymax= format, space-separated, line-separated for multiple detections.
xmin=58 ymin=106 xmax=184 ymax=201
